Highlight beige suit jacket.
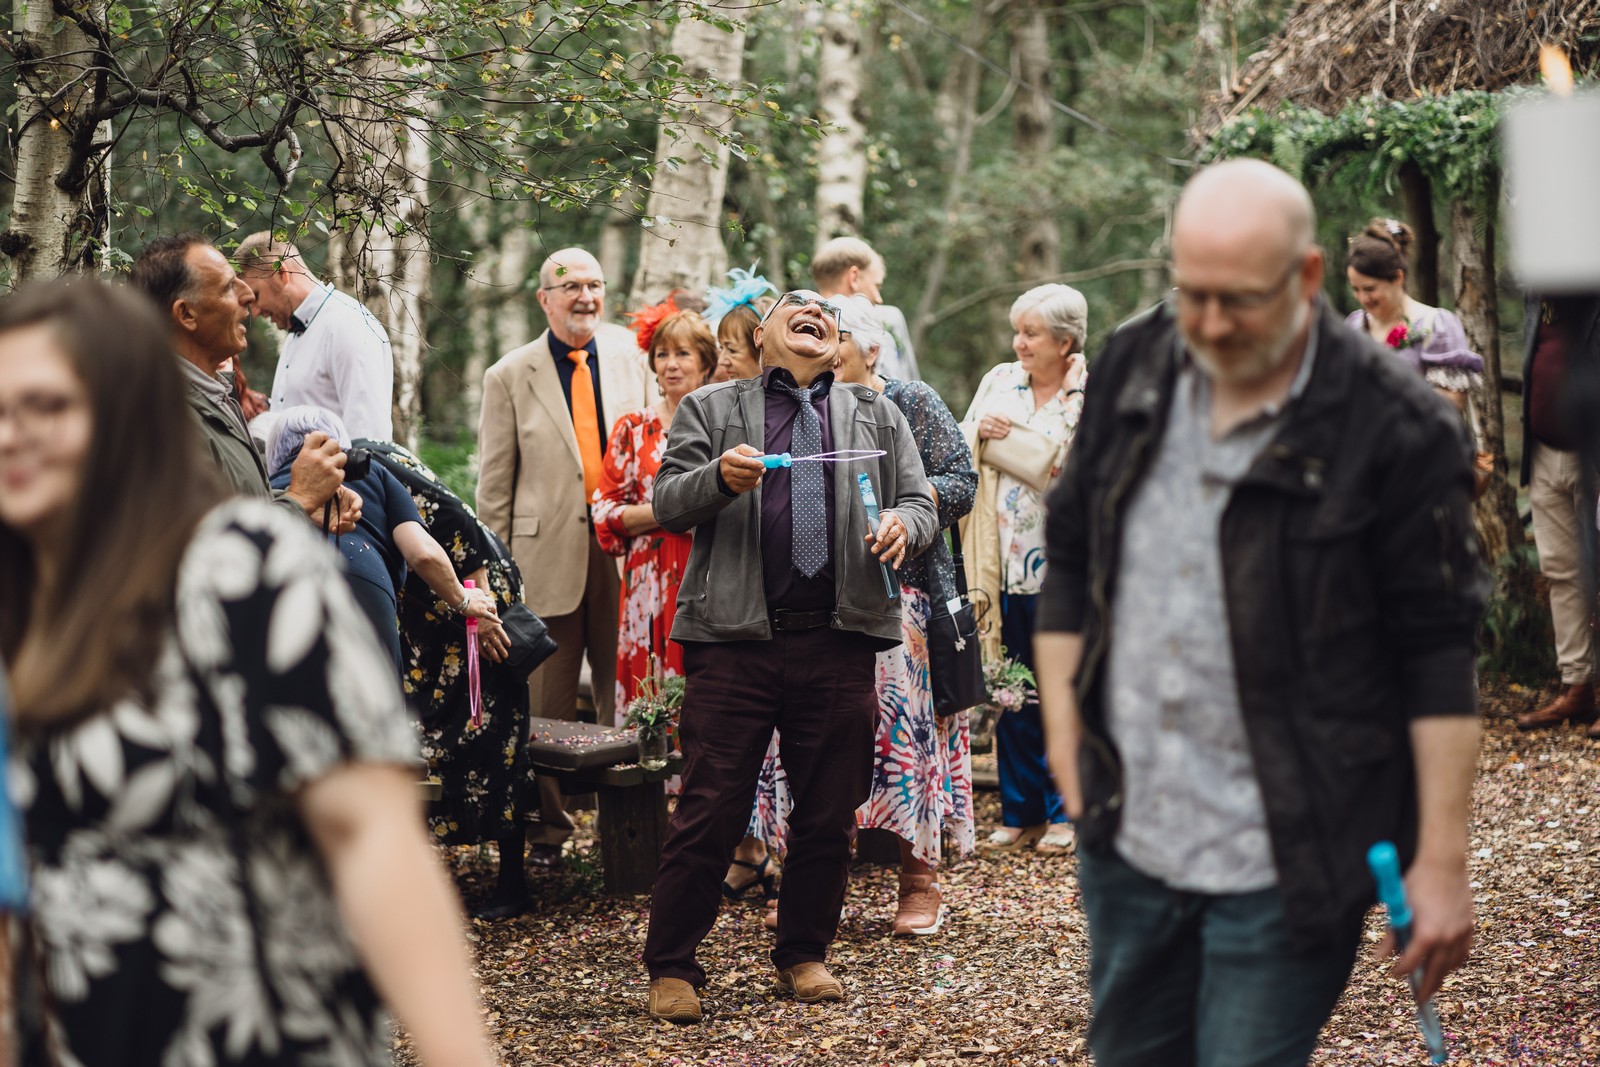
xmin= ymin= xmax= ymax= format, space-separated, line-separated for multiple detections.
xmin=476 ymin=322 xmax=652 ymax=617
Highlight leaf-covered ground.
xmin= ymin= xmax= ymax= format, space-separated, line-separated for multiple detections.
xmin=401 ymin=687 xmax=1598 ymax=1066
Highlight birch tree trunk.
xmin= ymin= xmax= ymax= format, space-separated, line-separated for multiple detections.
xmin=1010 ymin=0 xmax=1058 ymax=282
xmin=910 ymin=2 xmax=990 ymax=357
xmin=462 ymin=204 xmax=532 ymax=426
xmin=813 ymin=0 xmax=866 ymax=248
xmin=629 ymin=13 xmax=746 ymax=306
xmin=1451 ymin=195 xmax=1522 ymax=565
xmin=327 ymin=3 xmax=432 ymax=448
xmin=2 ymin=0 xmax=109 ymax=284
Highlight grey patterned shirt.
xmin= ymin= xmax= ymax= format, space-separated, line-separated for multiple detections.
xmin=1106 ymin=330 xmax=1317 ymax=893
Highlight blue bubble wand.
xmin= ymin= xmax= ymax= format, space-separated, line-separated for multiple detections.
xmin=856 ymin=472 xmax=900 ymax=602
xmin=1368 ymin=841 xmax=1449 ymax=1064
xmin=759 ymin=448 xmax=886 ymax=468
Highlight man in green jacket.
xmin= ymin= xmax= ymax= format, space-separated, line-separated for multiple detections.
xmin=132 ymin=234 xmax=356 ymax=529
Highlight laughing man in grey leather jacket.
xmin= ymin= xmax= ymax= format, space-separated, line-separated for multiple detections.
xmin=641 ymin=291 xmax=937 ymax=1021
xmin=652 ymin=371 xmax=939 ymax=646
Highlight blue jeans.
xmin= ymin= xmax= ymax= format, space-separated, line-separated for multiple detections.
xmin=1077 ymin=846 xmax=1363 ymax=1067
xmin=996 ymin=593 xmax=1065 ymax=826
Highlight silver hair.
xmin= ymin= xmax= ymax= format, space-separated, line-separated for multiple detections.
xmin=266 ymin=405 xmax=352 ymax=477
xmin=1009 ymin=284 xmax=1088 ymax=352
xmin=836 ymin=294 xmax=886 ymax=356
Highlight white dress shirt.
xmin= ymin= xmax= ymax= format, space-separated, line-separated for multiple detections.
xmin=269 ymin=283 xmax=395 ymax=440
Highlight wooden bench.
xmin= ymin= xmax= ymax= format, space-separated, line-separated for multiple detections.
xmin=522 ymin=717 xmax=682 ymax=894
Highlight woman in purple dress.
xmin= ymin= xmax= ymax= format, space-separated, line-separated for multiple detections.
xmin=1345 ymin=217 xmax=1484 ymax=411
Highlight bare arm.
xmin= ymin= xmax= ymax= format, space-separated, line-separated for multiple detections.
xmin=617 ymin=504 xmax=660 ymax=535
xmin=392 ymin=522 xmax=498 ymax=621
xmin=1387 ymin=714 xmax=1479 ymax=1002
xmin=299 ymin=763 xmax=499 ymax=1067
xmin=1034 ymin=631 xmax=1085 ymax=819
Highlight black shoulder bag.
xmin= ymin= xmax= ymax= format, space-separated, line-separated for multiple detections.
xmin=927 ymin=524 xmax=985 ymax=716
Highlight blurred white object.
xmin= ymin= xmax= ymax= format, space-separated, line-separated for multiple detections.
xmin=1505 ymin=52 xmax=1600 ymax=291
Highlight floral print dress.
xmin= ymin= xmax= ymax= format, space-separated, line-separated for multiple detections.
xmin=14 ymin=500 xmax=417 ymax=1067
xmin=357 ymin=440 xmax=530 ymax=846
xmin=963 ymin=360 xmax=1085 ymax=594
xmin=591 ymin=408 xmax=693 ymax=709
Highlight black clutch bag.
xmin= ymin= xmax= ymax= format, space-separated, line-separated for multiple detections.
xmin=927 ymin=525 xmax=985 ymax=717
xmin=493 ymin=601 xmax=559 ymax=682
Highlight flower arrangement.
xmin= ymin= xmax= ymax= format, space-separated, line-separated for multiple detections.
xmin=622 ymin=656 xmax=685 ymax=741
xmin=983 ymin=649 xmax=1038 ymax=714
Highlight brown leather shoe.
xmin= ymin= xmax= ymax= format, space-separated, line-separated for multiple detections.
xmin=891 ymin=874 xmax=943 ymax=936
xmin=1516 ymin=683 xmax=1596 ymax=730
xmin=1587 ymin=718 xmax=1600 ymax=740
xmin=776 ymin=961 xmax=844 ymax=1003
xmin=647 ymin=978 xmax=702 ymax=1023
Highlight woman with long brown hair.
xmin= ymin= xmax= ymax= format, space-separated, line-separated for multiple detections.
xmin=0 ymin=278 xmax=496 ymax=1067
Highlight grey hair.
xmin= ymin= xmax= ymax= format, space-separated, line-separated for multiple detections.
xmin=266 ymin=405 xmax=352 ymax=477
xmin=1009 ymin=284 xmax=1088 ymax=352
xmin=836 ymin=294 xmax=886 ymax=357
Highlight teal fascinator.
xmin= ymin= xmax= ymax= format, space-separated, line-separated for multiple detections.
xmin=704 ymin=265 xmax=777 ymax=325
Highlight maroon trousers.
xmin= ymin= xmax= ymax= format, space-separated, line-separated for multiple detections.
xmin=643 ymin=628 xmax=878 ymax=985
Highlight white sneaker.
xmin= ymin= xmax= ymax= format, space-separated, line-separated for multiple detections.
xmin=1037 ymin=823 xmax=1076 ymax=853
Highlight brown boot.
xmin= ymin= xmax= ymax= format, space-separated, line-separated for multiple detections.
xmin=647 ymin=978 xmax=702 ymax=1023
xmin=775 ymin=961 xmax=844 ymax=1003
xmin=891 ymin=873 xmax=943 ymax=937
xmin=1516 ymin=683 xmax=1596 ymax=730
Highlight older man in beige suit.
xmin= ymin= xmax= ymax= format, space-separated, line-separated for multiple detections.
xmin=477 ymin=248 xmax=652 ymax=856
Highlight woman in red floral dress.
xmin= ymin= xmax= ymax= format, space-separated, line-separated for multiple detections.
xmin=592 ymin=303 xmax=718 ymax=709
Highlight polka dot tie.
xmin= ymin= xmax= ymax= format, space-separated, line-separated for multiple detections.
xmin=775 ymin=378 xmax=829 ymax=577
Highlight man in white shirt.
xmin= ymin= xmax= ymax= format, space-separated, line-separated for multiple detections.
xmin=810 ymin=236 xmax=922 ymax=381
xmin=236 ymin=233 xmax=396 ymax=440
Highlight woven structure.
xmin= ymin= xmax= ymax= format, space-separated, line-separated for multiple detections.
xmin=1197 ymin=0 xmax=1600 ymax=139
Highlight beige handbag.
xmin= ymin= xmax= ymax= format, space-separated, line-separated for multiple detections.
xmin=980 ymin=421 xmax=1064 ymax=493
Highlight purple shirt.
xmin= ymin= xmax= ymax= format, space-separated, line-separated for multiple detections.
xmin=761 ymin=366 xmax=836 ymax=612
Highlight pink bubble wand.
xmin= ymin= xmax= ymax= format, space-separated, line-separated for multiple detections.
xmin=464 ymin=579 xmax=483 ymax=729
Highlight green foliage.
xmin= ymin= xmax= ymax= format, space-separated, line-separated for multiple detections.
xmin=1479 ymin=543 xmax=1558 ymax=686
xmin=5 ymin=0 xmax=784 ymax=269
xmin=416 ymin=431 xmax=478 ymax=505
xmin=1203 ymin=90 xmax=1518 ymax=199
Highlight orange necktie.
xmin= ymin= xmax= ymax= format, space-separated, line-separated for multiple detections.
xmin=568 ymin=348 xmax=604 ymax=499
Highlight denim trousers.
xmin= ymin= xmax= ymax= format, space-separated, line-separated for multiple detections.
xmin=1077 ymin=845 xmax=1364 ymax=1067
xmin=996 ymin=593 xmax=1065 ymax=827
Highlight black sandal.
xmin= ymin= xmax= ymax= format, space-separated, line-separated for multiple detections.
xmin=722 ymin=854 xmax=779 ymax=901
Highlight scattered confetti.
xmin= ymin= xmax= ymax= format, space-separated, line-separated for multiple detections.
xmin=394 ymin=683 xmax=1597 ymax=1066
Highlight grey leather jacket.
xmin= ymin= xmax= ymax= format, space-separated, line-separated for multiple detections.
xmin=654 ymin=374 xmax=938 ymax=647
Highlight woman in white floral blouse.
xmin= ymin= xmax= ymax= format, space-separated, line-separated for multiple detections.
xmin=961 ymin=284 xmax=1088 ymax=853
xmin=0 ymin=279 xmax=497 ymax=1067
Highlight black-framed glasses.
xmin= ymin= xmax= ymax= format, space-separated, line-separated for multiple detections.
xmin=0 ymin=391 xmax=84 ymax=438
xmin=1168 ymin=257 xmax=1303 ymax=315
xmin=540 ymin=279 xmax=606 ymax=298
xmin=762 ymin=289 xmax=843 ymax=326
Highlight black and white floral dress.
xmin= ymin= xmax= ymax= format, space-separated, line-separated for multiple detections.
xmin=12 ymin=499 xmax=418 ymax=1067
